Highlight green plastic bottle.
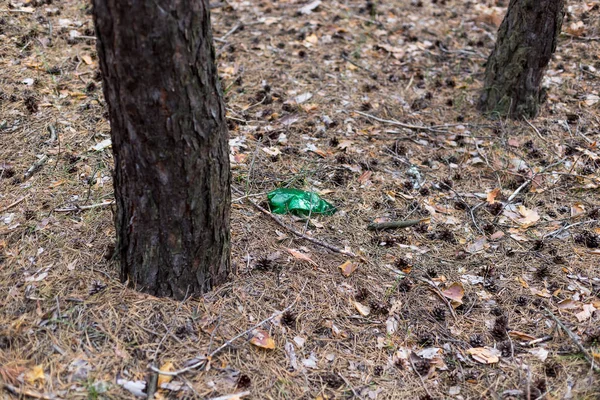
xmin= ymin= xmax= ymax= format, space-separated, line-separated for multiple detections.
xmin=267 ymin=188 xmax=337 ymax=216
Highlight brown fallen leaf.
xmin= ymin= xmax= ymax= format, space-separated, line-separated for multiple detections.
xmin=557 ymin=298 xmax=581 ymax=309
xmin=353 ymin=301 xmax=371 ymax=316
xmin=338 ymin=260 xmax=358 ymax=277
xmin=249 ymin=328 xmax=276 ymax=349
xmin=287 ymin=248 xmax=317 ymax=267
xmin=517 ymin=206 xmax=540 ymax=227
xmin=467 ymin=347 xmax=500 ymax=364
xmin=486 ymin=188 xmax=501 ymax=204
xmin=441 ymin=282 xmax=465 ymax=308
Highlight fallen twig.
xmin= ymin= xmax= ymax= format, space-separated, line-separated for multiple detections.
xmin=353 ymin=110 xmax=447 ymax=133
xmin=417 ymin=277 xmax=458 ymax=321
xmin=152 ymin=282 xmax=307 ymax=377
xmin=341 ymin=55 xmax=377 ymax=79
xmin=233 ymin=188 xmax=356 ymax=257
xmin=507 ymin=158 xmax=567 ymax=203
xmin=409 ymin=357 xmax=433 ymax=398
xmin=543 ymin=219 xmax=596 ymax=239
xmin=23 ymin=154 xmax=49 ymax=181
xmin=338 ymin=373 xmax=363 ymax=400
xmin=543 ymin=307 xmax=600 ymax=373
xmin=54 ymin=200 xmax=115 ymax=213
xmin=2 ymin=383 xmax=58 ymax=400
xmin=0 ymin=195 xmax=27 ymax=213
xmin=367 ymin=219 xmax=424 ymax=231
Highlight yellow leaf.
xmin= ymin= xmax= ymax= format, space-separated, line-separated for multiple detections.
xmin=24 ymin=365 xmax=45 ymax=384
xmin=157 ymin=362 xmax=174 ymax=387
xmin=517 ymin=276 xmax=529 ymax=288
xmin=249 ymin=328 xmax=276 ymax=349
xmin=304 ymin=33 xmax=318 ymax=45
xmin=337 ymin=260 xmax=357 ymax=277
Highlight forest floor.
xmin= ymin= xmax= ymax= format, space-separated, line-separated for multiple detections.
xmin=1 ymin=0 xmax=600 ymax=399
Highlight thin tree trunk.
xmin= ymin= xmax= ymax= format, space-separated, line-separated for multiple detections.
xmin=479 ymin=0 xmax=565 ymax=119
xmin=93 ymin=0 xmax=231 ymax=299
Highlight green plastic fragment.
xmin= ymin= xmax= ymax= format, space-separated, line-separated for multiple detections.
xmin=267 ymin=188 xmax=337 ymax=216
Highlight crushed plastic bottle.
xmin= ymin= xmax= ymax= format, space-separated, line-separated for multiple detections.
xmin=267 ymin=188 xmax=337 ymax=216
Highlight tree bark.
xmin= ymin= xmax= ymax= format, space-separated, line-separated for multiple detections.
xmin=93 ymin=0 xmax=231 ymax=299
xmin=479 ymin=0 xmax=565 ymax=119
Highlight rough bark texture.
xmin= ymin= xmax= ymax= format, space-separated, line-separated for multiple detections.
xmin=93 ymin=0 xmax=231 ymax=299
xmin=479 ymin=0 xmax=565 ymax=119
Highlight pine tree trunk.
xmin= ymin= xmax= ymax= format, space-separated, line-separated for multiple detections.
xmin=479 ymin=0 xmax=565 ymax=119
xmin=93 ymin=0 xmax=231 ymax=299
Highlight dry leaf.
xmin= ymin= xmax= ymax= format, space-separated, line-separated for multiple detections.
xmin=557 ymin=299 xmax=581 ymax=309
xmin=24 ymin=365 xmax=45 ymax=384
xmin=571 ymin=202 xmax=585 ymax=217
xmin=490 ymin=231 xmax=505 ymax=240
xmin=249 ymin=328 xmax=276 ymax=349
xmin=517 ymin=206 xmax=540 ymax=227
xmin=575 ymin=304 xmax=596 ymax=322
xmin=467 ymin=347 xmax=500 ymax=364
xmin=337 ymin=260 xmax=357 ymax=277
xmin=287 ymin=248 xmax=317 ymax=267
xmin=81 ymin=54 xmax=93 ymax=65
xmin=567 ymin=21 xmax=586 ymax=36
xmin=530 ymin=287 xmax=551 ymax=298
xmin=529 ymin=347 xmax=549 ymax=362
xmin=304 ymin=33 xmax=318 ymax=45
xmin=353 ymin=301 xmax=371 ymax=316
xmin=358 ymin=171 xmax=372 ymax=184
xmin=486 ymin=188 xmax=501 ymax=204
xmin=508 ymin=331 xmax=536 ymax=341
xmin=466 ymin=237 xmax=488 ymax=253
xmin=441 ymin=282 xmax=465 ymax=308
xmin=157 ymin=362 xmax=174 ymax=387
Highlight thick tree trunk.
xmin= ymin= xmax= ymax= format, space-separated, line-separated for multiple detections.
xmin=93 ymin=0 xmax=231 ymax=299
xmin=479 ymin=0 xmax=565 ymax=119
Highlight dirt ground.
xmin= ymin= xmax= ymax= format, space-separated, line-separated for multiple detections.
xmin=1 ymin=0 xmax=600 ymax=399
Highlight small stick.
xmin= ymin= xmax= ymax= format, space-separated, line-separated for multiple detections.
xmin=338 ymin=373 xmax=363 ymax=400
xmin=409 ymin=357 xmax=433 ymax=398
xmin=0 ymin=195 xmax=27 ymax=213
xmin=341 ymin=55 xmax=377 ymax=79
xmin=367 ymin=219 xmax=423 ymax=231
xmin=23 ymin=154 xmax=49 ymax=181
xmin=54 ymin=200 xmax=115 ymax=213
xmin=2 ymin=383 xmax=55 ymax=400
xmin=0 ymin=9 xmax=34 ymax=13
xmin=152 ymin=285 xmax=306 ymax=377
xmin=543 ymin=219 xmax=595 ymax=239
xmin=209 ymin=392 xmax=251 ymax=400
xmin=234 ymin=187 xmax=356 ymax=257
xmin=522 ymin=335 xmax=553 ymax=347
xmin=353 ymin=110 xmax=447 ymax=133
xmin=417 ymin=277 xmax=458 ymax=321
xmin=543 ymin=307 xmax=600 ymax=373
xmin=507 ymin=158 xmax=566 ymax=203
xmin=220 ymin=23 xmax=241 ymax=41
